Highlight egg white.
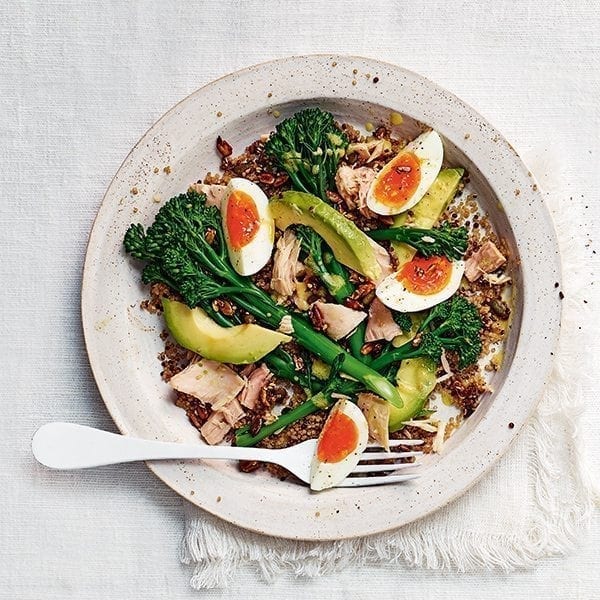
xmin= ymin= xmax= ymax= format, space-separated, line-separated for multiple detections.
xmin=376 ymin=260 xmax=465 ymax=313
xmin=366 ymin=130 xmax=444 ymax=216
xmin=221 ymin=177 xmax=274 ymax=276
xmin=310 ymin=399 xmax=369 ymax=491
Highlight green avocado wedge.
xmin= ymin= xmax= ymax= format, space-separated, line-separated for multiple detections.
xmin=389 ymin=357 xmax=438 ymax=431
xmin=269 ymin=190 xmax=382 ymax=281
xmin=162 ymin=298 xmax=291 ymax=364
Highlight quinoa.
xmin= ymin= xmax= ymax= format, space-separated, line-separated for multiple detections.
xmin=205 ymin=138 xmax=290 ymax=198
xmin=441 ymin=363 xmax=488 ymax=417
xmin=174 ymin=392 xmax=211 ymax=431
xmin=140 ymin=282 xmax=174 ymax=314
xmin=158 ymin=339 xmax=194 ymax=382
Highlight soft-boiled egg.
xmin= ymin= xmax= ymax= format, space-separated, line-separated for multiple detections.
xmin=221 ymin=177 xmax=274 ymax=276
xmin=376 ymin=255 xmax=465 ymax=312
xmin=366 ymin=130 xmax=443 ymax=216
xmin=310 ymin=398 xmax=369 ymax=491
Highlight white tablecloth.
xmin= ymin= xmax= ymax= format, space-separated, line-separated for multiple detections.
xmin=1 ymin=1 xmax=598 ymax=598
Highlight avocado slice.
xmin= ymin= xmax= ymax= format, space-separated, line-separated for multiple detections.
xmin=162 ymin=298 xmax=291 ymax=364
xmin=391 ymin=168 xmax=464 ymax=266
xmin=389 ymin=357 xmax=437 ymax=431
xmin=269 ymin=191 xmax=382 ymax=281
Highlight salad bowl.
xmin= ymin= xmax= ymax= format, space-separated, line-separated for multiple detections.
xmin=81 ymin=55 xmax=561 ymax=540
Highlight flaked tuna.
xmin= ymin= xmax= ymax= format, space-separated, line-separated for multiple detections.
xmin=335 ymin=165 xmax=376 ymax=216
xmin=364 ymin=298 xmax=403 ymax=342
xmin=239 ymin=364 xmax=272 ymax=410
xmin=188 ymin=183 xmax=228 ymax=207
xmin=465 ymin=241 xmax=506 ymax=282
xmin=169 ymin=360 xmax=244 ymax=406
xmin=200 ymin=412 xmax=230 ymax=445
xmin=271 ymin=229 xmax=302 ymax=297
xmin=312 ymin=301 xmax=367 ymax=340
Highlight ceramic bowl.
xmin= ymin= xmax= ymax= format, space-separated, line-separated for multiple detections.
xmin=81 ymin=55 xmax=561 ymax=540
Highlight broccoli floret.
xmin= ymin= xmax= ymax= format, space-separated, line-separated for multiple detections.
xmin=392 ymin=312 xmax=413 ymax=333
xmin=264 ymin=108 xmax=349 ymax=202
xmin=370 ymin=296 xmax=483 ymax=370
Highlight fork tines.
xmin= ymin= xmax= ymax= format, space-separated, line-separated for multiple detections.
xmin=337 ymin=473 xmax=421 ymax=487
xmin=367 ymin=439 xmax=424 ymax=447
xmin=352 ymin=462 xmax=418 ymax=473
xmin=359 ymin=450 xmax=423 ymax=461
xmin=339 ymin=438 xmax=424 ymax=487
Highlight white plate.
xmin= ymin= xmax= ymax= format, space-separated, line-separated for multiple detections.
xmin=81 ymin=55 xmax=561 ymax=541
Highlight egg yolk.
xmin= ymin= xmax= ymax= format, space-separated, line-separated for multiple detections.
xmin=226 ymin=190 xmax=260 ymax=250
xmin=398 ymin=255 xmax=452 ymax=296
xmin=373 ymin=151 xmax=421 ymax=209
xmin=316 ymin=410 xmax=359 ymax=463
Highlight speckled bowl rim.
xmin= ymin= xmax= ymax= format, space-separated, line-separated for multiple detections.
xmin=81 ymin=54 xmax=561 ymax=541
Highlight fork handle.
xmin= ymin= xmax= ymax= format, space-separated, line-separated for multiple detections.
xmin=32 ymin=422 xmax=280 ymax=469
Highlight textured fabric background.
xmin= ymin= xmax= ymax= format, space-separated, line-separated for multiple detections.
xmin=1 ymin=1 xmax=599 ymax=598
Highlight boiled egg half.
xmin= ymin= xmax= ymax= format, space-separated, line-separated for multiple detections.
xmin=221 ymin=177 xmax=274 ymax=276
xmin=366 ymin=130 xmax=443 ymax=216
xmin=376 ymin=255 xmax=465 ymax=312
xmin=310 ymin=398 xmax=369 ymax=491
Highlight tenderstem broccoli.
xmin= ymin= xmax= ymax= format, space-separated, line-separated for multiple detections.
xmin=262 ymin=348 xmax=320 ymax=393
xmin=295 ymin=224 xmax=371 ymax=359
xmin=295 ymin=225 xmax=354 ymax=302
xmin=264 ymin=108 xmax=348 ymax=202
xmin=368 ymin=223 xmax=468 ymax=260
xmin=370 ymin=296 xmax=483 ymax=371
xmin=235 ymin=355 xmax=360 ymax=447
xmin=392 ymin=312 xmax=413 ymax=334
xmin=124 ymin=189 xmax=403 ymax=408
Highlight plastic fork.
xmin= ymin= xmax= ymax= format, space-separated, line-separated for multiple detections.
xmin=32 ymin=423 xmax=422 ymax=487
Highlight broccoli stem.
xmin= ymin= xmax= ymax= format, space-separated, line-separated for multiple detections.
xmin=348 ymin=321 xmax=368 ymax=360
xmin=286 ymin=169 xmax=311 ymax=197
xmin=203 ymin=304 xmax=236 ymax=328
xmin=262 ymin=350 xmax=321 ymax=393
xmin=367 ymin=225 xmax=468 ymax=260
xmin=305 ymin=254 xmax=349 ymax=303
xmin=369 ymin=340 xmax=421 ymax=371
xmin=235 ymin=392 xmax=329 ymax=447
xmin=296 ymin=226 xmax=355 ymax=303
xmin=322 ymin=250 xmax=354 ymax=301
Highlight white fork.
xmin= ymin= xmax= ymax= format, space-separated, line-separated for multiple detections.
xmin=32 ymin=423 xmax=423 ymax=487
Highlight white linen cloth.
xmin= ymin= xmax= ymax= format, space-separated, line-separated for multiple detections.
xmin=2 ymin=2 xmax=599 ymax=598
xmin=181 ymin=158 xmax=598 ymax=588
